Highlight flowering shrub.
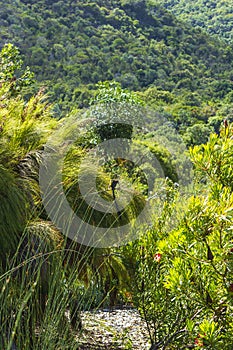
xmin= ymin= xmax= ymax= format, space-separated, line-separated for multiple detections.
xmin=122 ymin=126 xmax=233 ymax=349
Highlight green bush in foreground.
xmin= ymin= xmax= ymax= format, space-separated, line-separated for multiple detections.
xmin=122 ymin=127 xmax=233 ymax=349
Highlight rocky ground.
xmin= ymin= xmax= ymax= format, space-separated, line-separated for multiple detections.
xmin=76 ymin=308 xmax=151 ymax=350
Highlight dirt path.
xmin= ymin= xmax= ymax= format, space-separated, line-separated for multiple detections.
xmin=76 ymin=308 xmax=151 ymax=350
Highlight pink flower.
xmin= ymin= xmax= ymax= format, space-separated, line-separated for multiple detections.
xmin=194 ymin=333 xmax=205 ymax=347
xmin=194 ymin=337 xmax=203 ymax=347
xmin=153 ymin=253 xmax=161 ymax=262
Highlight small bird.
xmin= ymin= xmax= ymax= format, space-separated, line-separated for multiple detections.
xmin=109 ymin=178 xmax=119 ymax=200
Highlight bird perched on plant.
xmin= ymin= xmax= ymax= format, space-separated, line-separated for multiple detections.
xmin=109 ymin=176 xmax=119 ymax=200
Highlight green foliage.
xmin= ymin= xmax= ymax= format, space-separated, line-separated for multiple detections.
xmin=122 ymin=128 xmax=233 ymax=349
xmin=0 ymin=65 xmax=57 ymax=264
xmin=62 ymin=135 xmax=147 ymax=234
xmin=0 ymin=43 xmax=34 ymax=93
xmin=0 ymin=166 xmax=28 ymax=259
xmin=158 ymin=0 xmax=233 ymax=42
xmin=91 ymin=81 xmax=143 ymax=106
xmin=135 ymin=139 xmax=178 ymax=182
xmin=90 ymin=81 xmax=143 ymax=142
xmin=1 ymin=0 xmax=233 ymax=117
xmin=183 ymin=123 xmax=214 ymax=147
xmin=190 ymin=128 xmax=233 ymax=191
xmin=0 ymin=86 xmax=56 ymax=167
xmin=2 ymin=8 xmax=233 ymax=350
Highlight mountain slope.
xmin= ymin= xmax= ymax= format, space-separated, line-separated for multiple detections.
xmin=0 ymin=0 xmax=233 ymax=112
xmin=158 ymin=0 xmax=233 ymax=42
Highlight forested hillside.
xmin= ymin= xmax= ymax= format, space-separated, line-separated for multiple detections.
xmin=158 ymin=0 xmax=233 ymax=42
xmin=1 ymin=0 xmax=233 ymax=121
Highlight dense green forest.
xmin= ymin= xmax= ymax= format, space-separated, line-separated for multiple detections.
xmin=158 ymin=0 xmax=233 ymax=42
xmin=1 ymin=0 xmax=233 ymax=141
xmin=1 ymin=0 xmax=233 ymax=349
